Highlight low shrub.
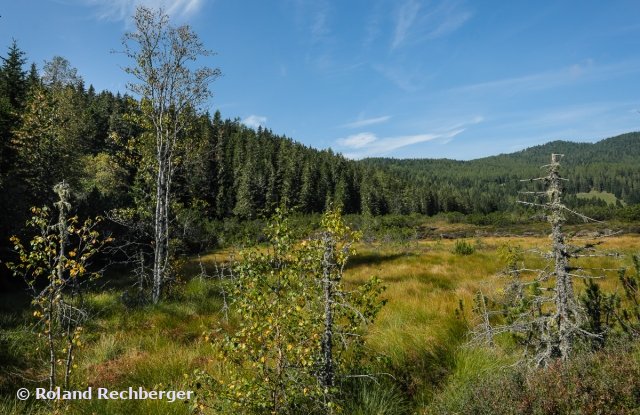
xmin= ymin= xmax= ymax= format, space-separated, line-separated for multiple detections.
xmin=452 ymin=240 xmax=475 ymax=255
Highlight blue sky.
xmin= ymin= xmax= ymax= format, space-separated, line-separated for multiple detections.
xmin=2 ymin=0 xmax=640 ymax=160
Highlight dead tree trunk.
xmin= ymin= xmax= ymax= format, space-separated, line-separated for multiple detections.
xmin=47 ymin=292 xmax=56 ymax=390
xmin=320 ymin=232 xmax=335 ymax=392
xmin=51 ymin=182 xmax=70 ymax=389
xmin=472 ymin=154 xmax=621 ymax=366
xmin=520 ymin=153 xmax=580 ymax=361
xmin=547 ymin=154 xmax=576 ymax=360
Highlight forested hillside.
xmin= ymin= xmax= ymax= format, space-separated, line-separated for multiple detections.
xmin=362 ymin=132 xmax=640 ymax=215
xmin=1 ymin=40 xmax=639 ymax=259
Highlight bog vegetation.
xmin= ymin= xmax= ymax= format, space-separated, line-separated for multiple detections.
xmin=1 ymin=5 xmax=640 ymax=415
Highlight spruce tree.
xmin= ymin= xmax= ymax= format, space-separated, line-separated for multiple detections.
xmin=0 ymin=40 xmax=27 ymax=107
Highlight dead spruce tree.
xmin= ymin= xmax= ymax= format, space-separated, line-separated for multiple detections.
xmin=474 ymin=154 xmax=621 ymax=366
xmin=314 ymin=208 xmax=377 ymax=408
xmin=121 ymin=6 xmax=220 ymax=303
xmin=7 ymin=182 xmax=110 ymax=390
xmin=525 ymin=153 xmax=580 ymax=361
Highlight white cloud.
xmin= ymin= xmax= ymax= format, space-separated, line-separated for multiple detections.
xmin=445 ymin=115 xmax=484 ymax=131
xmin=373 ymin=63 xmax=430 ymax=92
xmin=338 ymin=132 xmax=378 ymax=148
xmin=490 ymin=101 xmax=639 ymax=137
xmin=363 ymin=1 xmax=384 ymax=48
xmin=450 ymin=59 xmax=640 ymax=96
xmin=335 ymin=115 xmax=484 ymax=158
xmin=391 ymin=0 xmax=472 ymax=49
xmin=340 ymin=132 xmax=441 ymax=159
xmin=292 ymin=0 xmax=332 ymax=43
xmin=343 ymin=115 xmax=391 ymax=128
xmin=242 ymin=115 xmax=267 ymax=129
xmin=427 ymin=9 xmax=472 ymax=39
xmin=82 ymin=0 xmax=203 ymax=22
xmin=369 ymin=132 xmax=443 ymax=153
xmin=392 ymin=0 xmax=421 ymax=49
xmin=337 ymin=129 xmax=464 ymax=159
xmin=311 ymin=2 xmax=330 ymax=40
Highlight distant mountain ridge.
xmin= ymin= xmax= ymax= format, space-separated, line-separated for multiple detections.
xmin=365 ymin=132 xmax=640 ymax=165
xmin=483 ymin=132 xmax=640 ymax=165
xmin=359 ymin=132 xmax=640 ymax=211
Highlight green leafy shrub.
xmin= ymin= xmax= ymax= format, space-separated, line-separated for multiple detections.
xmin=452 ymin=240 xmax=475 ymax=256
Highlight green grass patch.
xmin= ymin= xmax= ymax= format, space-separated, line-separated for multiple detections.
xmin=576 ymin=190 xmax=622 ymax=205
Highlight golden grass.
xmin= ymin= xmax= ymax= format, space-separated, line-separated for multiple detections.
xmin=345 ymin=235 xmax=640 ymax=367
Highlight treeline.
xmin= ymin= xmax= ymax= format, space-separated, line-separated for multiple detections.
xmin=362 ymin=132 xmax=640 ymax=216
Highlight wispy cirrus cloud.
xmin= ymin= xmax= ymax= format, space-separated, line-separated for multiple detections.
xmin=291 ymin=0 xmax=358 ymax=75
xmin=427 ymin=7 xmax=472 ymax=39
xmin=337 ymin=132 xmax=378 ymax=148
xmin=392 ymin=0 xmax=421 ymax=49
xmin=337 ymin=128 xmax=464 ymax=159
xmin=363 ymin=0 xmax=384 ymax=48
xmin=335 ymin=115 xmax=483 ymax=158
xmin=489 ymin=101 xmax=640 ymax=138
xmin=310 ymin=1 xmax=330 ymax=41
xmin=242 ymin=115 xmax=267 ymax=129
xmin=336 ymin=129 xmax=464 ymax=159
xmin=373 ymin=63 xmax=431 ymax=92
xmin=81 ymin=0 xmax=203 ymax=22
xmin=291 ymin=0 xmax=332 ymax=43
xmin=377 ymin=1 xmax=472 ymax=90
xmin=342 ymin=115 xmax=391 ymax=128
xmin=450 ymin=59 xmax=640 ymax=96
xmin=391 ymin=0 xmax=472 ymax=49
